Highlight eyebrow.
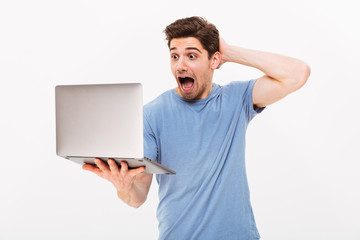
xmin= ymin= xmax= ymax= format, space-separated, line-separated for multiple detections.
xmin=170 ymin=47 xmax=202 ymax=53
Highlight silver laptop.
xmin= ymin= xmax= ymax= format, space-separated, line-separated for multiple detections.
xmin=55 ymin=83 xmax=175 ymax=175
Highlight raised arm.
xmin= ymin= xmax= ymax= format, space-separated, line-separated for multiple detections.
xmin=83 ymin=159 xmax=153 ymax=208
xmin=219 ymin=38 xmax=311 ymax=108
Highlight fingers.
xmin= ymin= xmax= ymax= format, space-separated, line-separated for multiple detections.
xmin=129 ymin=166 xmax=146 ymax=176
xmin=83 ymin=158 xmax=111 ymax=178
xmin=82 ymin=163 xmax=102 ymax=176
xmin=120 ymin=161 xmax=128 ymax=175
xmin=83 ymin=159 xmax=145 ymax=180
xmin=118 ymin=161 xmax=145 ymax=176
xmin=107 ymin=159 xmax=119 ymax=172
xmin=94 ymin=158 xmax=109 ymax=172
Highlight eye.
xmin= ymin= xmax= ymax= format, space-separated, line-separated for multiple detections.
xmin=189 ymin=54 xmax=196 ymax=59
xmin=171 ymin=55 xmax=178 ymax=60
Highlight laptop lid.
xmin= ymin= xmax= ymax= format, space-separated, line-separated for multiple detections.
xmin=55 ymin=83 xmax=143 ymax=159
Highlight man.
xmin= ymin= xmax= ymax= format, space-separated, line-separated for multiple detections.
xmin=83 ymin=16 xmax=310 ymax=239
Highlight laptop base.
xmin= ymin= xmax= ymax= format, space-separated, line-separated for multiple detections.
xmin=64 ymin=156 xmax=176 ymax=175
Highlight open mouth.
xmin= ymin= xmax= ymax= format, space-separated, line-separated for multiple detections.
xmin=178 ymin=77 xmax=195 ymax=92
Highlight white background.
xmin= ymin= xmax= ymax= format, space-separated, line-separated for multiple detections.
xmin=1 ymin=0 xmax=359 ymax=239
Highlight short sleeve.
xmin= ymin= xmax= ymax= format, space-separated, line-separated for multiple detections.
xmin=143 ymin=112 xmax=158 ymax=161
xmin=225 ymin=80 xmax=265 ymax=122
xmin=245 ymin=79 xmax=265 ymax=121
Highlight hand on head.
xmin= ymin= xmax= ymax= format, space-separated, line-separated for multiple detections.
xmin=217 ymin=37 xmax=231 ymax=69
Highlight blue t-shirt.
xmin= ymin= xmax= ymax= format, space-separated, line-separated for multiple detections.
xmin=143 ymin=80 xmax=263 ymax=240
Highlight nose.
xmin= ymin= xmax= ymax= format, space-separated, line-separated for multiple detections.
xmin=176 ymin=57 xmax=188 ymax=72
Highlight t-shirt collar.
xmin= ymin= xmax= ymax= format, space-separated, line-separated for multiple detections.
xmin=172 ymin=83 xmax=220 ymax=104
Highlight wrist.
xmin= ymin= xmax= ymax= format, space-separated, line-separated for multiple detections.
xmin=220 ymin=43 xmax=232 ymax=63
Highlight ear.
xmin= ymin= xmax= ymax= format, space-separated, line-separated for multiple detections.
xmin=210 ymin=52 xmax=221 ymax=70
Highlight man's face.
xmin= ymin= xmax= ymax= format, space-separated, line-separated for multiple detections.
xmin=169 ymin=37 xmax=219 ymax=100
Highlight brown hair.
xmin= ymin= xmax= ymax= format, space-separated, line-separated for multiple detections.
xmin=164 ymin=16 xmax=219 ymax=59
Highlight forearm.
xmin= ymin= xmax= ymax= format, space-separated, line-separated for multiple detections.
xmin=117 ymin=173 xmax=152 ymax=208
xmin=83 ymin=159 xmax=152 ymax=208
xmin=117 ymin=184 xmax=147 ymax=208
xmin=223 ymin=45 xmax=310 ymax=87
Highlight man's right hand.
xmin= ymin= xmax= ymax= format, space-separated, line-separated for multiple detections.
xmin=82 ymin=158 xmax=152 ymax=208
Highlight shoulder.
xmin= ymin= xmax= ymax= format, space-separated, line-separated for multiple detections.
xmin=144 ymin=90 xmax=171 ymax=108
xmin=224 ymin=80 xmax=255 ymax=89
xmin=144 ymin=89 xmax=174 ymax=119
xmin=220 ymin=80 xmax=256 ymax=96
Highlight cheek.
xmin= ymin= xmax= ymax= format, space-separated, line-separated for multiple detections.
xmin=170 ymin=64 xmax=176 ymax=76
xmin=191 ymin=64 xmax=208 ymax=78
xmin=187 ymin=62 xmax=201 ymax=75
